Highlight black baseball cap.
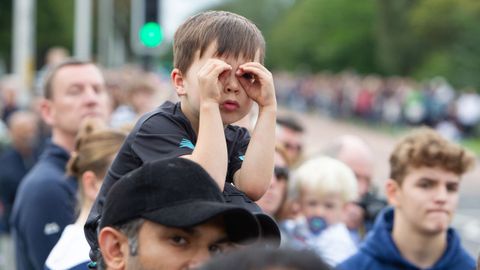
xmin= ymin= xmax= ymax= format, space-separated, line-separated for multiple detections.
xmin=100 ymin=158 xmax=261 ymax=244
xmin=223 ymin=183 xmax=281 ymax=247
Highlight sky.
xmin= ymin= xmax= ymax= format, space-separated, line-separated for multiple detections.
xmin=162 ymin=0 xmax=224 ymax=41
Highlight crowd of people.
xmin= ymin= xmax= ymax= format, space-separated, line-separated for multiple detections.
xmin=0 ymin=10 xmax=479 ymax=270
xmin=275 ymin=72 xmax=480 ymax=140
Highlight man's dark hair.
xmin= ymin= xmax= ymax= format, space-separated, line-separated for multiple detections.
xmin=200 ymin=245 xmax=331 ymax=270
xmin=42 ymin=59 xmax=96 ymax=99
xmin=276 ymin=115 xmax=304 ymax=133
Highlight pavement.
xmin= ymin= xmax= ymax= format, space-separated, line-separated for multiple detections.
xmin=282 ymin=108 xmax=480 ymax=257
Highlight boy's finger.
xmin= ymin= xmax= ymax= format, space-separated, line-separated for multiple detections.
xmin=237 ymin=65 xmax=271 ymax=83
xmin=236 ymin=73 xmax=253 ymax=90
xmin=199 ymin=60 xmax=232 ymax=78
xmin=236 ymin=68 xmax=257 ymax=84
xmin=239 ymin=62 xmax=270 ymax=74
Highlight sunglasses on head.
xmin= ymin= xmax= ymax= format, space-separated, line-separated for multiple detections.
xmin=274 ymin=166 xmax=289 ymax=180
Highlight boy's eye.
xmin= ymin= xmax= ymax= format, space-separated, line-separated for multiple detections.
xmin=307 ymin=200 xmax=318 ymax=207
xmin=446 ymin=183 xmax=458 ymax=192
xmin=242 ymin=73 xmax=253 ymax=80
xmin=324 ymin=202 xmax=335 ymax=209
xmin=242 ymin=73 xmax=255 ymax=83
xmin=418 ymin=180 xmax=433 ymax=189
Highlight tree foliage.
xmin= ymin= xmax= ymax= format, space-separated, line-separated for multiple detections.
xmin=410 ymin=0 xmax=480 ymax=88
xmin=268 ymin=0 xmax=376 ymax=73
xmin=375 ymin=0 xmax=420 ymax=75
xmin=0 ymin=0 xmax=74 ymax=70
xmin=0 ymin=0 xmax=13 ymax=69
xmin=36 ymin=0 xmax=74 ymax=67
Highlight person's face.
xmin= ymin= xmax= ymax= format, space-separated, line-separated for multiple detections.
xmin=276 ymin=127 xmax=303 ymax=164
xmin=387 ymin=166 xmax=460 ymax=235
xmin=337 ymin=151 xmax=373 ymax=197
xmin=173 ymin=42 xmax=257 ymax=126
xmin=257 ymin=152 xmax=288 ymax=216
xmin=343 ymin=202 xmax=365 ymax=230
xmin=131 ymin=89 xmax=157 ymax=115
xmin=10 ymin=116 xmax=39 ymax=152
xmin=2 ymin=87 xmax=16 ymax=106
xmin=126 ymin=218 xmax=232 ymax=270
xmin=299 ymin=190 xmax=345 ymax=226
xmin=42 ymin=64 xmax=111 ymax=136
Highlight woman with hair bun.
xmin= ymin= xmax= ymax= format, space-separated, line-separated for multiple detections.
xmin=45 ymin=119 xmax=127 ymax=270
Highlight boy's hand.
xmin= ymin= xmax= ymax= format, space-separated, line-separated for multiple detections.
xmin=197 ymin=59 xmax=232 ymax=105
xmin=236 ymin=63 xmax=276 ymax=109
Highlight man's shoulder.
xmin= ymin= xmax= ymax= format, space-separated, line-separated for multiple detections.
xmin=452 ymin=254 xmax=476 ymax=270
xmin=15 ymin=162 xmax=73 ymax=207
xmin=337 ymin=251 xmax=377 ymax=270
xmin=443 ymin=232 xmax=476 ymax=270
xmin=0 ymin=147 xmax=20 ymax=161
xmin=21 ymin=159 xmax=65 ymax=185
xmin=0 ymin=148 xmax=23 ymax=176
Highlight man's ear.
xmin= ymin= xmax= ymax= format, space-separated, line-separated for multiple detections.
xmin=98 ymin=227 xmax=129 ymax=270
xmin=39 ymin=98 xmax=55 ymax=126
xmin=385 ymin=179 xmax=400 ymax=207
xmin=171 ymin=68 xmax=186 ymax=96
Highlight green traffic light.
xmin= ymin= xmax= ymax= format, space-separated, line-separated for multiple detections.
xmin=139 ymin=22 xmax=163 ymax=47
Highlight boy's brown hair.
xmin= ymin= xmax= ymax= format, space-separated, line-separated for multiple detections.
xmin=389 ymin=127 xmax=475 ymax=184
xmin=173 ymin=10 xmax=265 ymax=74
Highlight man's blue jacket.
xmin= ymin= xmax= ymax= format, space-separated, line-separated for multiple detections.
xmin=337 ymin=207 xmax=475 ymax=270
xmin=10 ymin=141 xmax=77 ymax=270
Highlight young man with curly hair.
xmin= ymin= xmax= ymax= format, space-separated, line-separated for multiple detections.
xmin=338 ymin=127 xmax=476 ymax=270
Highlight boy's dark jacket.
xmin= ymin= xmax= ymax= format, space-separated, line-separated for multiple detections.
xmin=337 ymin=207 xmax=475 ymax=270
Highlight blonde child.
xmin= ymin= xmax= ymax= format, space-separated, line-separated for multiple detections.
xmin=284 ymin=156 xmax=358 ymax=266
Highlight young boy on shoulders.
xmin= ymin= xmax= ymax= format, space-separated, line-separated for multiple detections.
xmin=85 ymin=10 xmax=277 ymax=263
xmin=338 ymin=127 xmax=476 ymax=270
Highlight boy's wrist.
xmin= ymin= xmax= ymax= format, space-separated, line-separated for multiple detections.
xmin=258 ymin=103 xmax=277 ymax=114
xmin=199 ymin=101 xmax=222 ymax=117
xmin=200 ymin=99 xmax=221 ymax=109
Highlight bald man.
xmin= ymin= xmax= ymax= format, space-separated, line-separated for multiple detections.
xmin=324 ymin=135 xmax=387 ymax=245
xmin=328 ymin=135 xmax=374 ymax=197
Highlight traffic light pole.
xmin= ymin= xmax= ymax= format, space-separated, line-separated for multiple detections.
xmin=141 ymin=55 xmax=154 ymax=71
xmin=74 ymin=0 xmax=92 ymax=60
xmin=97 ymin=0 xmax=113 ymax=67
xmin=12 ymin=0 xmax=35 ymax=105
xmin=131 ymin=0 xmax=165 ymax=58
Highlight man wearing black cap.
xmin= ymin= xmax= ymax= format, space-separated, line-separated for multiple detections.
xmin=96 ymin=158 xmax=261 ymax=270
